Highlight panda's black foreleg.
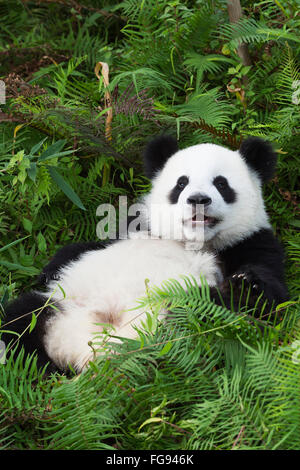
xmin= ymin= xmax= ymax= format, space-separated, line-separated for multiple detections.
xmin=1 ymin=292 xmax=59 ymax=373
xmin=211 ymin=229 xmax=289 ymax=317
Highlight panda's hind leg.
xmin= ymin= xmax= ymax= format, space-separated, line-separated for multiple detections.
xmin=1 ymin=292 xmax=59 ymax=373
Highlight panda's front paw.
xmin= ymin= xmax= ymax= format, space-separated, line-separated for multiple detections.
xmin=209 ymin=267 xmax=266 ymax=313
xmin=215 ymin=266 xmax=265 ymax=308
xmin=230 ymin=268 xmax=264 ymax=293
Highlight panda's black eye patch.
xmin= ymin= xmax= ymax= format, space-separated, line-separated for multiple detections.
xmin=214 ymin=176 xmax=228 ymax=190
xmin=213 ymin=175 xmax=236 ymax=203
xmin=177 ymin=176 xmax=189 ymax=189
xmin=169 ymin=175 xmax=189 ymax=204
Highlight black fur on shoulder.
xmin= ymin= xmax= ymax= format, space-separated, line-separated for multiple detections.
xmin=210 ymin=228 xmax=289 ymax=314
xmin=1 ymin=292 xmax=59 ymax=373
xmin=239 ymin=137 xmax=277 ymax=183
xmin=143 ymin=134 xmax=178 ymax=179
xmin=38 ymin=221 xmax=140 ymax=286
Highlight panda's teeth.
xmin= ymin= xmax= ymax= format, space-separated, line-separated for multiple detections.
xmin=189 ymin=213 xmax=217 ymax=225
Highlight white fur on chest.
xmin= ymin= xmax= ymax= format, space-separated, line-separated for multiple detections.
xmin=43 ymin=237 xmax=218 ymax=371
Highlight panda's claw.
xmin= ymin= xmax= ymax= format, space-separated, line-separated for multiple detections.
xmin=230 ymin=267 xmax=265 ymax=294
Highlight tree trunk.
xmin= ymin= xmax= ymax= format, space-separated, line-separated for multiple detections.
xmin=227 ymin=0 xmax=252 ymax=66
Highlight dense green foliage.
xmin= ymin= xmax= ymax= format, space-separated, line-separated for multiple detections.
xmin=0 ymin=0 xmax=299 ymax=450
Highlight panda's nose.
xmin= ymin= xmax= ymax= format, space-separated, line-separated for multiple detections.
xmin=187 ymin=193 xmax=212 ymax=206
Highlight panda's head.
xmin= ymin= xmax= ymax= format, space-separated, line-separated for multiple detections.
xmin=143 ymin=135 xmax=277 ymax=249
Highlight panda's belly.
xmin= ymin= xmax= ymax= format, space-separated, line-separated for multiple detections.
xmin=43 ymin=238 xmax=218 ymax=371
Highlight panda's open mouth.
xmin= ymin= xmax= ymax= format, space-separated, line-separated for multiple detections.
xmin=190 ymin=213 xmax=218 ymax=226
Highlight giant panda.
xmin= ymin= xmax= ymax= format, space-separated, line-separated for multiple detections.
xmin=1 ymin=135 xmax=288 ymax=373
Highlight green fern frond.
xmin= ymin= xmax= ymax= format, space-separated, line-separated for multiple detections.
xmin=174 ymin=87 xmax=232 ymax=128
xmin=183 ymin=53 xmax=234 ymax=84
xmin=175 ymin=6 xmax=218 ymax=52
xmin=274 ymin=47 xmax=300 ymax=105
xmin=221 ymin=18 xmax=300 ymax=47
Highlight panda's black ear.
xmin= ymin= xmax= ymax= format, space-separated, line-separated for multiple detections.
xmin=239 ymin=137 xmax=277 ymax=183
xmin=143 ymin=135 xmax=178 ymax=179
